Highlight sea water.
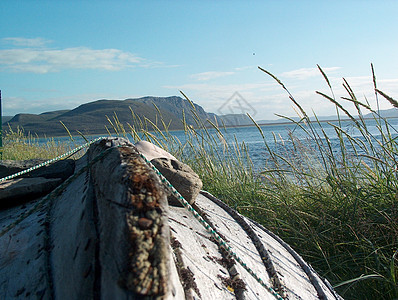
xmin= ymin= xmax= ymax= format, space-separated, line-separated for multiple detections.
xmin=38 ymin=118 xmax=398 ymax=172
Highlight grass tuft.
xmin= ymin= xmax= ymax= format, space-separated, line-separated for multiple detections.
xmin=2 ymin=125 xmax=74 ymax=160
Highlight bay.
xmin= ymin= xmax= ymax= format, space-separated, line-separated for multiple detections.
xmin=38 ymin=118 xmax=398 ymax=171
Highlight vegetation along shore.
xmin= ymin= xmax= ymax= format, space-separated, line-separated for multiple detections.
xmin=2 ymin=66 xmax=398 ymax=299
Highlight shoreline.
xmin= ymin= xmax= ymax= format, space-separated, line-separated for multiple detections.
xmin=5 ymin=116 xmax=398 ymax=139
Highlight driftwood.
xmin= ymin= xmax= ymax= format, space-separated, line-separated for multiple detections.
xmin=0 ymin=137 xmax=342 ymax=299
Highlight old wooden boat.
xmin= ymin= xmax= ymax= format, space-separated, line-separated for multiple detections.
xmin=0 ymin=137 xmax=342 ymax=299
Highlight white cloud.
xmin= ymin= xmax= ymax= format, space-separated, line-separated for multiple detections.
xmin=190 ymin=71 xmax=235 ymax=81
xmin=165 ymin=72 xmax=398 ymax=120
xmin=165 ymin=82 xmax=276 ymax=96
xmin=281 ymin=67 xmax=341 ymax=80
xmin=164 ymin=82 xmax=283 ymax=119
xmin=0 ymin=47 xmax=144 ymax=73
xmin=2 ymin=37 xmax=52 ymax=47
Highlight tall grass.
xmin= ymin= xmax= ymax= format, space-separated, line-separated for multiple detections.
xmin=2 ymin=125 xmax=74 ymax=160
xmin=2 ymin=65 xmax=397 ymax=299
xmin=251 ymin=65 xmax=398 ymax=299
xmin=113 ymin=67 xmax=397 ymax=299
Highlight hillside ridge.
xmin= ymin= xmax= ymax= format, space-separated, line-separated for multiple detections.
xmin=4 ymin=96 xmax=398 ymax=137
xmin=4 ymin=96 xmax=219 ymax=137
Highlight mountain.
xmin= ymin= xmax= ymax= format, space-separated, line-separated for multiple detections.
xmin=1 ymin=116 xmax=13 ymax=124
xmin=4 ymin=97 xmax=398 ymax=137
xmin=4 ymin=96 xmax=218 ymax=137
xmin=255 ymin=108 xmax=398 ymax=125
xmin=364 ymin=108 xmax=398 ymax=118
xmin=217 ymin=114 xmax=254 ymax=126
xmin=6 ymin=110 xmax=69 ymax=125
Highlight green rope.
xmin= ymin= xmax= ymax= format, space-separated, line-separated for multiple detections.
xmin=0 ymin=137 xmax=284 ymax=299
xmin=0 ymin=136 xmax=106 ymax=183
xmin=0 ymin=139 xmax=115 ymax=238
xmin=139 ymin=153 xmax=284 ymax=300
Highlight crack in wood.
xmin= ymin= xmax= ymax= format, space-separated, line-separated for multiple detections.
xmin=170 ymin=235 xmax=200 ymax=299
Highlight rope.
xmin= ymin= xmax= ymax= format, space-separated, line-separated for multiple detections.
xmin=200 ymin=190 xmax=286 ymax=297
xmin=1 ymin=137 xmax=284 ymax=299
xmin=139 ymin=153 xmax=284 ymax=300
xmin=0 ymin=138 xmax=115 ymax=238
xmin=0 ymin=136 xmax=106 ymax=183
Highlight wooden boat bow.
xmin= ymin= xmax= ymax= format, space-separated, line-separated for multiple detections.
xmin=0 ymin=137 xmax=342 ymax=299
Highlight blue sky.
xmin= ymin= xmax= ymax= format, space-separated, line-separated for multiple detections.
xmin=1 ymin=0 xmax=398 ymax=120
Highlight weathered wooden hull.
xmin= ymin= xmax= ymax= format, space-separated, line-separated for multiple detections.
xmin=0 ymin=138 xmax=342 ymax=299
